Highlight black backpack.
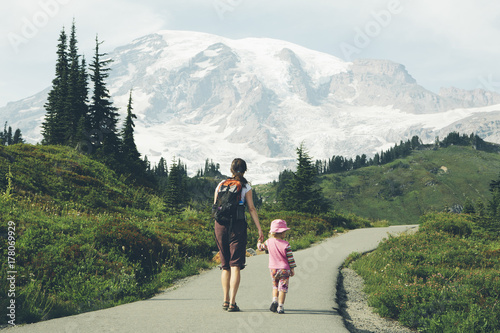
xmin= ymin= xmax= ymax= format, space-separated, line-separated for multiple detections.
xmin=212 ymin=178 xmax=245 ymax=226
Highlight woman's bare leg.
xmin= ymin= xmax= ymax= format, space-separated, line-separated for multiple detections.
xmin=229 ymin=266 xmax=241 ymax=305
xmin=221 ymin=268 xmax=230 ymax=303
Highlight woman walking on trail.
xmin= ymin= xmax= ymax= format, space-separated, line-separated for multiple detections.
xmin=213 ymin=158 xmax=264 ymax=312
xmin=257 ymin=219 xmax=297 ymax=314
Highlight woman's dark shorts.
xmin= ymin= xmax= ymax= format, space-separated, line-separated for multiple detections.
xmin=214 ymin=219 xmax=247 ymax=270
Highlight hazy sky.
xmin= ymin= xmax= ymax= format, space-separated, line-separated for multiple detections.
xmin=2 ymin=0 xmax=500 ymax=107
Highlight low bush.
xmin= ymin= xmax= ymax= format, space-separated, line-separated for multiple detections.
xmin=419 ymin=212 xmax=474 ymax=237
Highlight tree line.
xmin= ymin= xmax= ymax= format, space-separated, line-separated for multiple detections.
xmin=437 ymin=131 xmax=488 ymax=150
xmin=0 ymin=122 xmax=24 ymax=146
xmin=40 ymin=21 xmax=192 ymax=213
xmin=314 ymin=135 xmax=422 ymax=174
xmin=41 ymin=21 xmax=145 ymax=177
xmin=315 ymin=132 xmax=490 ymax=175
xmin=196 ymin=159 xmax=222 ymax=178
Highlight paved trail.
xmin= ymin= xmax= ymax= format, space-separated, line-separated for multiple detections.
xmin=8 ymin=225 xmax=417 ymax=333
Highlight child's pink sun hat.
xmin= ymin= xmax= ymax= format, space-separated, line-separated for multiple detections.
xmin=270 ymin=219 xmax=290 ymax=233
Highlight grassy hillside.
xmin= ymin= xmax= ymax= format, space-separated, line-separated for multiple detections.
xmin=0 ymin=143 xmax=150 ymax=212
xmin=0 ymin=145 xmax=217 ymax=324
xmin=257 ymin=145 xmax=500 ymax=224
xmin=322 ymin=146 xmax=500 ymax=224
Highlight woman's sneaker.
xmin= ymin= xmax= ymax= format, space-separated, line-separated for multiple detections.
xmin=278 ymin=306 xmax=285 ymax=314
xmin=269 ymin=301 xmax=278 ymax=312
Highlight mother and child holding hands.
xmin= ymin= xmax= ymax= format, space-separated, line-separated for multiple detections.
xmin=213 ymin=158 xmax=297 ymax=314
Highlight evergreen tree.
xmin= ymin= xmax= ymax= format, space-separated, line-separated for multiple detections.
xmin=65 ymin=20 xmax=88 ymax=145
xmin=279 ymin=143 xmax=329 ymax=214
xmin=88 ymin=36 xmax=121 ymax=166
xmin=75 ymin=115 xmax=90 ymax=153
xmin=144 ymin=156 xmax=150 ymax=171
xmin=74 ymin=56 xmax=90 ymax=151
xmin=434 ymin=136 xmax=440 ymax=149
xmin=489 ymin=173 xmax=500 ymax=217
xmin=354 ymin=154 xmax=367 ymax=169
xmin=490 ymin=174 xmax=500 ymax=193
xmin=276 ymin=169 xmax=294 ymax=198
xmin=462 ymin=198 xmax=476 ymax=214
xmin=42 ymin=27 xmax=70 ymax=145
xmin=164 ymin=159 xmax=188 ymax=213
xmin=1 ymin=123 xmax=8 ymax=145
xmin=66 ymin=20 xmax=79 ymax=143
xmin=154 ymin=157 xmax=168 ymax=192
xmin=411 ymin=135 xmax=421 ymax=149
xmin=332 ymin=155 xmax=344 ymax=172
xmin=197 ymin=159 xmax=221 ymax=177
xmin=488 ymin=190 xmax=500 ymax=217
xmin=0 ymin=123 xmax=24 ymax=145
xmin=12 ymin=129 xmax=24 ymax=144
xmin=6 ymin=126 xmax=13 ymax=146
xmin=475 ymin=199 xmax=487 ymax=217
xmin=344 ymin=158 xmax=354 ymax=171
xmin=252 ymin=188 xmax=263 ymax=209
xmin=155 ymin=157 xmax=168 ymax=177
xmin=120 ymin=90 xmax=145 ymax=176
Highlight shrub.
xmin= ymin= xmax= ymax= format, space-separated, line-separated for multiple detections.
xmin=149 ymin=195 xmax=166 ymax=213
xmin=344 ymin=251 xmax=362 ymax=266
xmin=419 ymin=212 xmax=473 ymax=237
xmin=94 ymin=218 xmax=164 ymax=279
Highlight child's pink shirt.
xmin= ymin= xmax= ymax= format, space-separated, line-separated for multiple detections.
xmin=262 ymin=238 xmax=296 ymax=270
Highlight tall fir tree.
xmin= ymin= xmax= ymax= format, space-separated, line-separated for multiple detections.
xmin=154 ymin=157 xmax=168 ymax=192
xmin=155 ymin=157 xmax=168 ymax=178
xmin=279 ymin=142 xmax=329 ymax=214
xmin=88 ymin=35 xmax=121 ymax=166
xmin=0 ymin=123 xmax=4 ymax=144
xmin=42 ymin=27 xmax=70 ymax=145
xmin=12 ymin=129 xmax=24 ymax=144
xmin=120 ymin=90 xmax=145 ymax=176
xmin=65 ymin=20 xmax=88 ymax=145
xmin=144 ymin=155 xmax=151 ymax=173
xmin=42 ymin=23 xmax=89 ymax=148
xmin=75 ymin=55 xmax=90 ymax=150
xmin=6 ymin=126 xmax=13 ymax=146
xmin=164 ymin=159 xmax=188 ymax=213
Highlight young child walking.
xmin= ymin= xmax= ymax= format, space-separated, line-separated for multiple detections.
xmin=257 ymin=219 xmax=297 ymax=314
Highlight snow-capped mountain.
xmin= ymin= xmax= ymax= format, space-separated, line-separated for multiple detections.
xmin=2 ymin=30 xmax=500 ymax=184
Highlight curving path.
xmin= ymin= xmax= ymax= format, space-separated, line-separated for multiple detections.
xmin=7 ymin=225 xmax=418 ymax=333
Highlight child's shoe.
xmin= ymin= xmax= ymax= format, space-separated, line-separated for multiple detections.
xmin=269 ymin=301 xmax=278 ymax=312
